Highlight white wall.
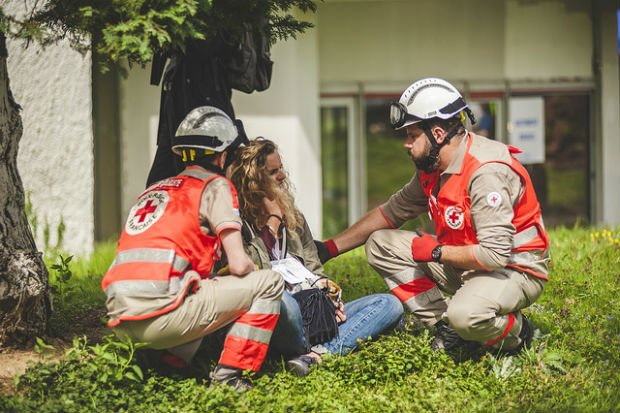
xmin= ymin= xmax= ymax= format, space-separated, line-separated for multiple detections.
xmin=118 ymin=64 xmax=160 ymax=218
xmin=318 ymin=0 xmax=592 ymax=85
xmin=7 ymin=3 xmax=94 ymax=256
xmin=505 ymin=0 xmax=592 ymax=79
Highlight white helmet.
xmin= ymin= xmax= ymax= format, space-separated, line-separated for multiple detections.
xmin=389 ymin=77 xmax=470 ymax=130
xmin=172 ymin=106 xmax=238 ymax=155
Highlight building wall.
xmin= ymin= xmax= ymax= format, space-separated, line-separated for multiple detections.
xmin=318 ymin=0 xmax=592 ymax=85
xmin=118 ymin=64 xmax=160 ymax=219
xmin=7 ymin=3 xmax=94 ymax=256
xmin=504 ymin=0 xmax=592 ymax=79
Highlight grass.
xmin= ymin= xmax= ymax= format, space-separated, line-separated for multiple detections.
xmin=1 ymin=226 xmax=620 ymax=412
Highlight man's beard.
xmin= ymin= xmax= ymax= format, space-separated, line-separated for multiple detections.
xmin=412 ymin=146 xmax=440 ymax=173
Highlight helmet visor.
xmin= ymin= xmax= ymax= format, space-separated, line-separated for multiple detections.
xmin=389 ymin=101 xmax=422 ymax=130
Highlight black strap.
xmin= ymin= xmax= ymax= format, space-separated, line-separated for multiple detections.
xmin=174 ymin=135 xmax=224 ymax=148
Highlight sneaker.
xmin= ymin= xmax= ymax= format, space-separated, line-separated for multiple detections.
xmin=210 ymin=365 xmax=252 ymax=392
xmin=518 ymin=314 xmax=534 ymax=350
xmin=286 ymin=355 xmax=319 ymax=377
xmin=431 ymin=320 xmax=466 ymax=352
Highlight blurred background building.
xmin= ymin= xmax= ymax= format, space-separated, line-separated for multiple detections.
xmin=8 ymin=0 xmax=620 ymax=255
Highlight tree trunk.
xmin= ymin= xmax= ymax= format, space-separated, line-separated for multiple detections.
xmin=0 ymin=32 xmax=51 ymax=347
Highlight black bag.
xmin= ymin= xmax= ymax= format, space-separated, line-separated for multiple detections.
xmin=293 ymin=287 xmax=339 ymax=348
xmin=224 ymin=22 xmax=273 ymax=94
xmin=147 ymin=38 xmax=235 ymax=186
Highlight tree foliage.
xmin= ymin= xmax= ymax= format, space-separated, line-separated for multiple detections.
xmin=0 ymin=0 xmax=318 ymax=71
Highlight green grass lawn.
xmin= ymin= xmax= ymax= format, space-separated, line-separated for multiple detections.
xmin=2 ymin=226 xmax=620 ymax=412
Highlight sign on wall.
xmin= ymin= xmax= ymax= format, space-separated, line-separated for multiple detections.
xmin=508 ymin=97 xmax=545 ymax=164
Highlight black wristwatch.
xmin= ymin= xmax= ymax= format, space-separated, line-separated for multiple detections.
xmin=431 ymin=245 xmax=443 ymax=262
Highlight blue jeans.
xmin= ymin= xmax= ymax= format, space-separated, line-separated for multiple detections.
xmin=270 ymin=290 xmax=403 ymax=357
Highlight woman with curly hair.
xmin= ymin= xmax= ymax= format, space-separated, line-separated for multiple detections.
xmin=229 ymin=138 xmax=403 ymax=376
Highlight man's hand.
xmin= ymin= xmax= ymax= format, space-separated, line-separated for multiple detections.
xmin=314 ymin=239 xmax=339 ymax=264
xmin=411 ymin=231 xmax=440 ymax=262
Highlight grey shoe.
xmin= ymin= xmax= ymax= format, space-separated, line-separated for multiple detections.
xmin=210 ymin=365 xmax=252 ymax=392
xmin=286 ymin=355 xmax=319 ymax=377
xmin=431 ymin=320 xmax=466 ymax=352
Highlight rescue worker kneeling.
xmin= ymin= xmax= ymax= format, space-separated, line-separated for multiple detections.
xmin=101 ymin=106 xmax=284 ymax=391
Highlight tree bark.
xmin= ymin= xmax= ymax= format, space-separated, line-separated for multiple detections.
xmin=0 ymin=32 xmax=51 ymax=347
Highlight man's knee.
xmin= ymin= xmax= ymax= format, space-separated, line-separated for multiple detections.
xmin=365 ymin=229 xmax=391 ymax=268
xmin=446 ymin=301 xmax=487 ymax=340
xmin=250 ymin=269 xmax=284 ymax=301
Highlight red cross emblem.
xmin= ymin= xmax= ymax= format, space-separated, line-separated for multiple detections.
xmin=448 ymin=209 xmax=460 ymax=225
xmin=444 ymin=206 xmax=464 ymax=230
xmin=125 ymin=191 xmax=169 ymax=235
xmin=134 ymin=199 xmax=157 ymax=223
xmin=486 ymin=191 xmax=502 ymax=208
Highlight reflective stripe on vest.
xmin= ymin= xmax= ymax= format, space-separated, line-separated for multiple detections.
xmin=512 ymin=226 xmax=539 ymax=249
xmin=105 ymin=270 xmax=198 ymax=298
xmin=109 ymin=248 xmax=189 ymax=273
xmin=102 ymin=248 xmax=189 ymax=291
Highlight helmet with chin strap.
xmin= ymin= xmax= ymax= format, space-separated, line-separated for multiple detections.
xmin=389 ymin=78 xmax=476 ymax=173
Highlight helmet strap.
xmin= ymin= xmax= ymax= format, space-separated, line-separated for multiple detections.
xmin=417 ymin=120 xmax=463 ymax=173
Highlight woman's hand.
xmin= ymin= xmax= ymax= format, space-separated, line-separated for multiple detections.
xmin=335 ymin=300 xmax=346 ymax=324
xmin=262 ymin=197 xmax=282 ymax=217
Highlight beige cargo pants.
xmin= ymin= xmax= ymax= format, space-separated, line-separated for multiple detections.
xmin=366 ymin=229 xmax=545 ymax=350
xmin=115 ymin=269 xmax=283 ymax=371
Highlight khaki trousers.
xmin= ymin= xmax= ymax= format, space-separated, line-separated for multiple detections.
xmin=115 ymin=269 xmax=283 ymax=369
xmin=366 ymin=229 xmax=545 ymax=350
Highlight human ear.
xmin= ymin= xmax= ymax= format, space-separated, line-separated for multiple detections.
xmin=217 ymin=152 xmax=228 ymax=170
xmin=432 ymin=126 xmax=447 ymax=144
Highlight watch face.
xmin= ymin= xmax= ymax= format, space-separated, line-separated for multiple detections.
xmin=432 ymin=246 xmax=442 ymax=261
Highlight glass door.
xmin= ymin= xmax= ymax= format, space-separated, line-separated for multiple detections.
xmin=320 ymin=97 xmax=363 ymax=237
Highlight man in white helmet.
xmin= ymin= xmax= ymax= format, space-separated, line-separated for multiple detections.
xmin=101 ymin=106 xmax=284 ymax=390
xmin=316 ymin=78 xmax=549 ymax=354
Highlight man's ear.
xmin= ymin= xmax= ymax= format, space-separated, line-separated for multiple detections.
xmin=216 ymin=151 xmax=228 ymax=169
xmin=431 ymin=126 xmax=447 ymax=144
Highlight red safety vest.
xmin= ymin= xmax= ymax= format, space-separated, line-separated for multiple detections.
xmin=102 ymin=167 xmax=239 ymax=326
xmin=420 ymin=136 xmax=549 ymax=279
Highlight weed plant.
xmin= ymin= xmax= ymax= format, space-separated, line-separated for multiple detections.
xmin=1 ymin=226 xmax=619 ymax=412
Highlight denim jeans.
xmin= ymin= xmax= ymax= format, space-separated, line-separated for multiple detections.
xmin=270 ymin=290 xmax=403 ymax=357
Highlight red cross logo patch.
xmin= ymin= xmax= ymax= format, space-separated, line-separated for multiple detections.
xmin=125 ymin=191 xmax=169 ymax=235
xmin=486 ymin=191 xmax=502 ymax=208
xmin=444 ymin=206 xmax=464 ymax=230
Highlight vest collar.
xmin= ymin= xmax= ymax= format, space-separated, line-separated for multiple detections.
xmin=442 ymin=132 xmax=471 ymax=176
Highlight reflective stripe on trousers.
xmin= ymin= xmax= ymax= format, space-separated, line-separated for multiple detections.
xmin=383 ymin=268 xmax=445 ymax=324
xmin=219 ymin=299 xmax=280 ymax=371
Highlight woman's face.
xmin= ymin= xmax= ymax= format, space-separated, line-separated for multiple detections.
xmin=264 ymin=151 xmax=286 ymax=187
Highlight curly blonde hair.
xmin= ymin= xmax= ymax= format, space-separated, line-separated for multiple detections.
xmin=229 ymin=138 xmax=303 ymax=233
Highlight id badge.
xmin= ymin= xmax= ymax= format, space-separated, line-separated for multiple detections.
xmin=270 ymin=257 xmax=315 ymax=285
